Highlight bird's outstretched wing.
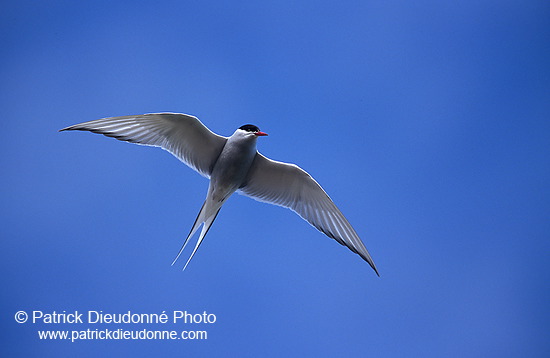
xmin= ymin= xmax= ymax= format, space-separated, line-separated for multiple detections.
xmin=60 ymin=113 xmax=227 ymax=178
xmin=239 ymin=153 xmax=379 ymax=276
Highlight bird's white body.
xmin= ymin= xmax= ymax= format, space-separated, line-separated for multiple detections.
xmin=60 ymin=113 xmax=379 ymax=276
xmin=210 ymin=129 xmax=258 ymax=201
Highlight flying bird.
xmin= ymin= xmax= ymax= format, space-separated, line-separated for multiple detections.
xmin=60 ymin=113 xmax=379 ymax=276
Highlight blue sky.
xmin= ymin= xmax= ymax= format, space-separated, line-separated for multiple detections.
xmin=2 ymin=1 xmax=549 ymax=357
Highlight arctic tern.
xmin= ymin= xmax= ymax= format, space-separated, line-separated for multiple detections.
xmin=60 ymin=113 xmax=379 ymax=276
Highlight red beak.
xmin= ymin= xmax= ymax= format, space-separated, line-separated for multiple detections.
xmin=255 ymin=131 xmax=268 ymax=136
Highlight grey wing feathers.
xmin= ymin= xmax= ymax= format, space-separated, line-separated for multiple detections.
xmin=60 ymin=113 xmax=227 ymax=178
xmin=239 ymin=153 xmax=379 ymax=276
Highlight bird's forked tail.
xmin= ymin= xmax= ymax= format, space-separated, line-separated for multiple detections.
xmin=171 ymin=200 xmax=221 ymax=271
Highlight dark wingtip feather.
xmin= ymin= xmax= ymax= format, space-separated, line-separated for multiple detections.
xmin=59 ymin=125 xmax=81 ymax=132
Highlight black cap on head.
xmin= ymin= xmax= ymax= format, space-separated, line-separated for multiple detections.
xmin=239 ymin=124 xmax=261 ymax=133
